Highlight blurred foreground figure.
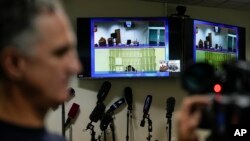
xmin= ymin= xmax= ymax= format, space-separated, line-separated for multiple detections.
xmin=177 ymin=95 xmax=210 ymax=141
xmin=180 ymin=61 xmax=250 ymax=141
xmin=0 ymin=0 xmax=81 ymax=140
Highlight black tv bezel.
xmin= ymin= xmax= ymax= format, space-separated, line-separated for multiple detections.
xmin=77 ymin=18 xmax=91 ymax=79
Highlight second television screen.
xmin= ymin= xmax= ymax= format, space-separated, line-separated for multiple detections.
xmin=194 ymin=20 xmax=239 ymax=70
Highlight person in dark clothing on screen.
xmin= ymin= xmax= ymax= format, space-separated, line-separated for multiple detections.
xmin=0 ymin=0 xmax=81 ymax=141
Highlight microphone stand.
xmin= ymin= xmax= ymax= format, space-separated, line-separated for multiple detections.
xmin=85 ymin=122 xmax=98 ymax=141
xmin=110 ymin=116 xmax=116 ymax=141
xmin=126 ymin=110 xmax=129 ymax=141
xmin=166 ymin=118 xmax=172 ymax=141
xmin=104 ymin=130 xmax=107 ymax=141
xmin=146 ymin=114 xmax=152 ymax=141
xmin=126 ymin=109 xmax=132 ymax=141
xmin=141 ymin=114 xmax=152 ymax=141
xmin=166 ymin=113 xmax=173 ymax=141
xmin=62 ymin=103 xmax=66 ymax=138
xmin=90 ymin=128 xmax=97 ymax=141
xmin=69 ymin=125 xmax=73 ymax=141
xmin=101 ymin=113 xmax=116 ymax=141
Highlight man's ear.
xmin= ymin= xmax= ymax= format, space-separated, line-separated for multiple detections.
xmin=0 ymin=47 xmax=26 ymax=81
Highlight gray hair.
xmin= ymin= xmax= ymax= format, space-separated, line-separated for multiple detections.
xmin=0 ymin=0 xmax=61 ymax=80
xmin=0 ymin=0 xmax=60 ymax=52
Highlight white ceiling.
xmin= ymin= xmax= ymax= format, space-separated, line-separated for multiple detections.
xmin=139 ymin=0 xmax=250 ymax=11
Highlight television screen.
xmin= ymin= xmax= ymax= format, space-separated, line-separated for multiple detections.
xmin=193 ymin=20 xmax=245 ymax=70
xmin=77 ymin=17 xmax=181 ymax=78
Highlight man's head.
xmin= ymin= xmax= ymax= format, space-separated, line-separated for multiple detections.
xmin=0 ymin=0 xmax=81 ymax=107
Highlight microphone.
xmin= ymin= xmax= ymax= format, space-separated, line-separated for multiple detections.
xmin=143 ymin=95 xmax=152 ymax=116
xmin=97 ymin=81 xmax=111 ymax=104
xmin=64 ymin=103 xmax=80 ymax=128
xmin=68 ymin=87 xmax=75 ymax=97
xmin=166 ymin=97 xmax=176 ymax=119
xmin=106 ymin=98 xmax=126 ymax=114
xmin=89 ymin=103 xmax=106 ymax=122
xmin=124 ymin=87 xmax=133 ymax=111
xmin=140 ymin=95 xmax=152 ymax=127
xmin=67 ymin=87 xmax=76 ymax=102
xmin=100 ymin=113 xmax=113 ymax=131
xmin=100 ymin=98 xmax=126 ymax=130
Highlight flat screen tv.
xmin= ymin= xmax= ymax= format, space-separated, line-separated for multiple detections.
xmin=193 ymin=20 xmax=245 ymax=70
xmin=77 ymin=17 xmax=181 ymax=78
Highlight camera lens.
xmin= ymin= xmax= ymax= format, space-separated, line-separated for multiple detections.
xmin=182 ymin=63 xmax=216 ymax=94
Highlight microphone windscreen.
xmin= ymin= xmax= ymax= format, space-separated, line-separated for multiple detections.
xmin=68 ymin=87 xmax=75 ymax=97
xmin=143 ymin=95 xmax=152 ymax=115
xmin=97 ymin=81 xmax=111 ymax=104
xmin=66 ymin=87 xmax=76 ymax=102
xmin=166 ymin=97 xmax=176 ymax=118
xmin=89 ymin=103 xmax=106 ymax=122
xmin=68 ymin=103 xmax=80 ymax=119
xmin=124 ymin=87 xmax=133 ymax=110
xmin=107 ymin=98 xmax=126 ymax=114
xmin=100 ymin=113 xmax=112 ymax=131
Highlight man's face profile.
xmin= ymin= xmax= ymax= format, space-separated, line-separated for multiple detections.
xmin=19 ymin=8 xmax=81 ymax=107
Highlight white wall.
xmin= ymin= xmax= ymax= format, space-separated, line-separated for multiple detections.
xmin=46 ymin=77 xmax=184 ymax=141
xmin=46 ymin=1 xmax=250 ymax=141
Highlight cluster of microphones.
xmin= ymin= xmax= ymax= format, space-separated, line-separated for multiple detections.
xmin=62 ymin=81 xmax=176 ymax=141
xmin=85 ymin=81 xmax=131 ymax=141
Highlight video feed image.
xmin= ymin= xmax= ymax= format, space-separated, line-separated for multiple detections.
xmin=159 ymin=60 xmax=180 ymax=72
xmin=91 ymin=18 xmax=169 ymax=78
xmin=194 ymin=20 xmax=238 ymax=70
xmin=93 ymin=19 xmax=166 ymax=47
xmin=95 ymin=48 xmax=165 ymax=71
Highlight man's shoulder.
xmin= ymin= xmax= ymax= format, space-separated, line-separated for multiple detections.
xmin=43 ymin=132 xmax=66 ymax=141
xmin=0 ymin=120 xmax=65 ymax=141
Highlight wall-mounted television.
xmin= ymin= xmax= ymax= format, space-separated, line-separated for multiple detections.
xmin=77 ymin=17 xmax=181 ymax=79
xmin=193 ymin=20 xmax=245 ymax=70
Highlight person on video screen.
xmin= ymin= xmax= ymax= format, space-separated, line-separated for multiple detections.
xmin=125 ymin=65 xmax=137 ymax=72
xmin=0 ymin=0 xmax=81 ymax=141
xmin=159 ymin=60 xmax=168 ymax=72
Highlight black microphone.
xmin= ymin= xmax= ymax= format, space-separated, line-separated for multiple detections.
xmin=100 ymin=113 xmax=113 ymax=131
xmin=140 ymin=95 xmax=152 ymax=127
xmin=106 ymin=98 xmax=126 ymax=114
xmin=100 ymin=98 xmax=126 ymax=130
xmin=97 ymin=81 xmax=111 ymax=104
xmin=124 ymin=87 xmax=133 ymax=111
xmin=68 ymin=87 xmax=75 ymax=97
xmin=143 ymin=95 xmax=152 ymax=116
xmin=67 ymin=87 xmax=76 ymax=102
xmin=89 ymin=103 xmax=106 ymax=123
xmin=64 ymin=103 xmax=80 ymax=128
xmin=166 ymin=97 xmax=176 ymax=119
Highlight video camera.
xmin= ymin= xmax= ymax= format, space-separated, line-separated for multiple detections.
xmin=181 ymin=61 xmax=250 ymax=141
